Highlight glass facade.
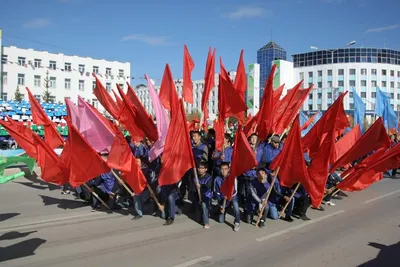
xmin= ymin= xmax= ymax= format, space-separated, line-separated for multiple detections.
xmin=257 ymin=41 xmax=287 ymax=97
xmin=293 ymin=48 xmax=400 ymax=68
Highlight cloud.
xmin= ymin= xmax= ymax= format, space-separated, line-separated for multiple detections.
xmin=121 ymin=34 xmax=174 ymax=46
xmin=22 ymin=18 xmax=52 ymax=29
xmin=365 ymin=24 xmax=400 ymax=33
xmin=224 ymin=6 xmax=269 ymax=20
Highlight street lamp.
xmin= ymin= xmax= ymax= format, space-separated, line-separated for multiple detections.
xmin=310 ymin=41 xmax=356 ymax=107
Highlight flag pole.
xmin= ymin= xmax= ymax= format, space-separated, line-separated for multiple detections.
xmin=111 ymin=169 xmax=135 ymax=197
xmin=83 ymin=183 xmax=110 ymax=209
xmin=146 ymin=184 xmax=164 ymax=211
xmin=255 ymin=166 xmax=280 ymax=227
xmin=220 ymin=197 xmax=227 ymax=214
xmin=193 ymin=167 xmax=203 ymax=203
xmin=278 ymin=182 xmax=300 ymax=218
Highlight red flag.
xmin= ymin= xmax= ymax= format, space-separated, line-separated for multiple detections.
xmin=233 ymin=50 xmax=247 ymax=122
xmin=26 ymin=87 xmax=63 ymax=149
xmin=244 ymin=112 xmax=258 ymax=137
xmin=201 ymin=48 xmax=216 ymax=124
xmin=107 ymin=124 xmax=147 ymax=194
xmin=126 ymin=82 xmax=155 ymax=127
xmin=273 ymin=84 xmax=285 ymax=108
xmin=62 ymin=118 xmax=110 ymax=187
xmin=0 ymin=118 xmax=37 ymax=159
xmin=329 ymin=118 xmax=390 ymax=174
xmin=300 ymin=111 xmax=320 ymax=131
xmin=159 ymin=64 xmax=179 ymax=112
xmin=332 ymin=125 xmax=362 ymax=163
xmin=188 ymin=119 xmax=200 ymax=131
xmin=219 ymin=58 xmax=248 ymax=122
xmin=221 ymin=126 xmax=258 ymax=200
xmin=32 ymin=134 xmax=69 ymax=185
xmin=158 ymin=99 xmax=196 ymax=186
xmin=256 ymin=65 xmax=277 ymax=140
xmin=112 ymin=90 xmax=123 ymax=108
xmin=183 ymin=44 xmax=195 ymax=104
xmin=93 ymin=75 xmax=120 ymax=119
xmin=86 ymin=102 xmax=115 ymax=134
xmin=214 ymin=117 xmax=225 ymax=151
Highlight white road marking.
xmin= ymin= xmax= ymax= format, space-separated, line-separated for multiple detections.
xmin=256 ymin=210 xmax=346 ymax=242
xmin=363 ymin=189 xmax=400 ymax=204
xmin=172 ymin=256 xmax=213 ymax=267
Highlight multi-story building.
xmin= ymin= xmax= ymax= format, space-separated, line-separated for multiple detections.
xmin=0 ymin=45 xmax=130 ymax=110
xmin=257 ymin=41 xmax=287 ymax=97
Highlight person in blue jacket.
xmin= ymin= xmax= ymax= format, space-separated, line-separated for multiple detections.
xmin=89 ymin=170 xmax=120 ymax=211
xmin=212 ymin=133 xmax=233 ymax=176
xmin=214 ymin=162 xmax=240 ymax=232
xmin=267 ymin=175 xmax=294 ymax=222
xmin=247 ymin=168 xmax=271 ymax=228
xmin=261 ymin=135 xmax=282 ymax=170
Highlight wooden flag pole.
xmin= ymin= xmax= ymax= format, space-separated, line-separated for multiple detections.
xmin=278 ymin=182 xmax=300 ymax=219
xmin=83 ymin=183 xmax=110 ymax=209
xmin=221 ymin=198 xmax=227 ymax=214
xmin=323 ymin=172 xmax=351 ymax=198
xmin=255 ymin=167 xmax=280 ymax=227
xmin=111 ymin=169 xmax=135 ymax=197
xmin=193 ymin=168 xmax=203 ymax=203
xmin=146 ymin=184 xmax=164 ymax=211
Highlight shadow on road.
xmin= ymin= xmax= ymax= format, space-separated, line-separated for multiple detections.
xmin=0 ymin=231 xmax=37 ymax=241
xmin=0 ymin=238 xmax=46 ymax=262
xmin=15 ymin=181 xmax=49 ymax=190
xmin=39 ymin=195 xmax=86 ymax=210
xmin=20 ymin=167 xmax=60 ymax=191
xmin=0 ymin=213 xmax=20 ymax=222
xmin=357 ymin=241 xmax=400 ymax=266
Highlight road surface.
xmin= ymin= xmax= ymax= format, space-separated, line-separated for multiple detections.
xmin=0 ymin=167 xmax=399 ymax=267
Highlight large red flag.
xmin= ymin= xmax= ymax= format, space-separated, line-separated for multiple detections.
xmin=93 ymin=75 xmax=120 ymax=119
xmin=201 ymin=48 xmax=216 ymax=125
xmin=329 ymin=117 xmax=390 ymax=174
xmin=159 ymin=64 xmax=180 ymax=113
xmin=112 ymin=90 xmax=123 ymax=108
xmin=233 ymin=50 xmax=247 ymax=122
xmin=244 ymin=112 xmax=258 ymax=137
xmin=26 ymin=88 xmax=63 ymax=149
xmin=273 ymin=84 xmax=285 ymax=108
xmin=61 ymin=118 xmax=110 ymax=187
xmin=183 ymin=44 xmax=195 ymax=104
xmin=158 ymin=99 xmax=196 ymax=186
xmin=214 ymin=116 xmax=225 ymax=151
xmin=126 ymin=82 xmax=156 ymax=131
xmin=107 ymin=124 xmax=147 ymax=194
xmin=221 ymin=126 xmax=258 ymax=200
xmin=300 ymin=111 xmax=320 ymax=131
xmin=332 ymin=124 xmax=362 ymax=164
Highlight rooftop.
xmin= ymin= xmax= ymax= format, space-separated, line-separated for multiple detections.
xmin=258 ymin=41 xmax=285 ymax=51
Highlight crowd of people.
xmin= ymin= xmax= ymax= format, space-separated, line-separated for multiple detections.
xmin=60 ymin=128 xmax=349 ymax=232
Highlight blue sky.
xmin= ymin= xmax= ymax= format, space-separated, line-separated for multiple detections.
xmin=1 ymin=0 xmax=399 ymax=85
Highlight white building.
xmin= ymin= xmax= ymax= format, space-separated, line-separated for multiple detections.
xmin=0 ymin=44 xmax=130 ymax=109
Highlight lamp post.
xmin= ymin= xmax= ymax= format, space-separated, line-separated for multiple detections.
xmin=310 ymin=41 xmax=356 ymax=108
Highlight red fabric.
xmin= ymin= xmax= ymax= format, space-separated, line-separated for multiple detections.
xmin=188 ymin=119 xmax=200 ymax=131
xmin=159 ymin=64 xmax=180 ymax=112
xmin=86 ymin=102 xmax=116 ymax=134
xmin=158 ymin=99 xmax=196 ymax=186
xmin=329 ymin=118 xmax=390 ymax=174
xmin=61 ymin=118 xmax=110 ymax=187
xmin=307 ymin=93 xmax=347 ymax=207
xmin=214 ymin=117 xmax=225 ymax=151
xmin=107 ymin=124 xmax=147 ymax=194
xmin=233 ymin=50 xmax=247 ymax=122
xmin=183 ymin=44 xmax=195 ymax=104
xmin=256 ymin=64 xmax=276 ymax=140
xmin=112 ymin=90 xmax=123 ymax=109
xmin=244 ymin=113 xmax=258 ymax=137
xmin=218 ymin=58 xmax=248 ymax=122
xmin=32 ymin=134 xmax=68 ymax=185
xmin=221 ymin=126 xmax=258 ymax=200
xmin=26 ymin=87 xmax=63 ymax=149
xmin=303 ymin=92 xmax=349 ymax=159
xmin=92 ymin=75 xmax=120 ymax=119
xmin=0 ymin=118 xmax=37 ymax=159
xmin=332 ymin=125 xmax=362 ymax=163
xmin=300 ymin=111 xmax=320 ymax=131
xmin=273 ymin=84 xmax=285 ymax=108
xmin=201 ymin=48 xmax=216 ymax=124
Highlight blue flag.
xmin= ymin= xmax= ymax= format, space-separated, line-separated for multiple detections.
xmin=301 ymin=112 xmax=322 ymax=137
xmin=300 ymin=111 xmax=308 ymax=127
xmin=376 ymin=88 xmax=398 ymax=130
xmin=352 ymin=88 xmax=366 ymax=132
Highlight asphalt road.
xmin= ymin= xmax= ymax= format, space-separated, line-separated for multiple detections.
xmin=0 ymin=167 xmax=399 ymax=267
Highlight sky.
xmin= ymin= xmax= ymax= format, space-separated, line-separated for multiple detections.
xmin=1 ymin=0 xmax=400 ymax=86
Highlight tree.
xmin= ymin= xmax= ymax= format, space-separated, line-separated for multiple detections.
xmin=14 ymin=86 xmax=23 ymax=102
xmin=42 ymin=70 xmax=53 ymax=103
xmin=186 ymin=109 xmax=201 ymax=121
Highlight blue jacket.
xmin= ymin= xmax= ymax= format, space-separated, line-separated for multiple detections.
xmin=93 ymin=171 xmax=117 ymax=194
xmin=268 ymin=177 xmax=284 ymax=206
xmin=262 ymin=143 xmax=282 ymax=168
xmin=141 ymin=165 xmax=157 ymax=189
xmin=249 ymin=178 xmax=271 ymax=203
xmin=242 ymin=143 xmax=264 ymax=177
xmin=214 ymin=146 xmax=233 ymax=166
xmin=130 ymin=144 xmax=148 ymax=159
xmin=213 ymin=175 xmax=237 ymax=201
xmin=196 ymin=173 xmax=213 ymax=200
xmin=192 ymin=142 xmax=208 ymax=164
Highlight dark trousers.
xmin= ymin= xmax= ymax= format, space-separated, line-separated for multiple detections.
xmin=294 ymin=195 xmax=310 ymax=216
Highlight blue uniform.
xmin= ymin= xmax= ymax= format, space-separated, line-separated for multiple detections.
xmin=261 ymin=143 xmax=282 ymax=169
xmin=130 ymin=144 xmax=149 ymax=159
xmin=214 ymin=146 xmax=233 ymax=166
xmin=192 ymin=143 xmax=208 ymax=165
xmin=214 ymin=175 xmax=240 ymax=224
xmin=192 ymin=173 xmax=213 ymax=225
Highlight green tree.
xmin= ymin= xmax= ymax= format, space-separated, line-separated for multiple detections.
xmin=42 ymin=70 xmax=53 ymax=103
xmin=186 ymin=109 xmax=201 ymax=121
xmin=14 ymin=86 xmax=23 ymax=102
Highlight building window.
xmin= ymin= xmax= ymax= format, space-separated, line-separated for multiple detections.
xmin=328 ymin=92 xmax=332 ymax=98
xmin=34 ymin=75 xmax=41 ymax=87
xmin=18 ymin=57 xmax=26 ymax=66
xmin=64 ymin=63 xmax=71 ymax=71
xmin=118 ymin=83 xmax=124 ymax=89
xmin=1 ymin=55 xmax=7 ymax=64
xmin=398 ymin=71 xmax=400 ymax=78
xmin=17 ymin=74 xmax=25 ymax=85
xmin=338 ymin=69 xmax=344 ymax=75
xmin=361 ymin=69 xmax=367 ymax=75
xmin=327 ymin=70 xmax=332 ymax=76
xmin=349 ymin=92 xmax=353 ymax=98
xmin=49 ymin=77 xmax=56 ymax=88
xmin=93 ymin=66 xmax=99 ymax=74
xmin=391 ymin=82 xmax=394 ymax=88
xmin=317 ymin=82 xmax=322 ymax=88
xmin=308 ymin=94 xmax=313 ymax=100
xmin=390 ymin=93 xmax=394 ymax=99
xmin=78 ymin=80 xmax=85 ymax=91
xmin=119 ymin=69 xmax=124 ymax=77
xmin=49 ymin=61 xmax=57 ymax=70
xmin=92 ymin=81 xmax=96 ymax=89
xmin=398 ymin=94 xmax=400 ymax=99
xmin=106 ymin=68 xmax=112 ymax=76
xmin=390 ymin=70 xmax=394 ymax=77
xmin=299 ymin=72 xmax=304 ymax=80
xmin=398 ymin=82 xmax=400 ymax=89
xmin=79 ymin=64 xmax=85 ymax=73
xmin=308 ymin=71 xmax=313 ymax=78
xmin=92 ymin=99 xmax=98 ymax=108
xmin=361 ymin=92 xmax=366 ymax=98
xmin=308 ymin=104 xmax=313 ymax=110
xmin=382 ymin=69 xmax=387 ymax=76
xmin=106 ymin=82 xmax=111 ymax=92
xmin=361 ymin=80 xmax=367 ymax=87
xmin=2 ymin=72 xmax=7 ymax=85
xmin=371 ymin=81 xmax=377 ymax=87
xmin=382 ymin=81 xmax=387 ymax=87
xmin=349 ymin=69 xmax=356 ymax=75
xmin=65 ymin=79 xmax=71 ymax=90
xmin=349 ymin=80 xmax=356 ymax=87
xmin=2 ymin=93 xmax=7 ymax=101
xmin=327 ymin=81 xmax=332 ymax=88
xmin=308 ymin=82 xmax=312 ymax=87
xmin=338 ymin=81 xmax=344 ymax=87
xmin=371 ymin=69 xmax=377 ymax=75
xmin=371 ymin=92 xmax=376 ymax=98
xmin=318 ymin=93 xmax=322 ymax=99
xmin=317 ymin=70 xmax=322 ymax=77
xmin=349 ymin=103 xmax=354 ymax=109
xmin=34 ymin=59 xmax=41 ymax=68
xmin=317 ymin=104 xmax=322 ymax=110
xmin=34 ymin=95 xmax=41 ymax=102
